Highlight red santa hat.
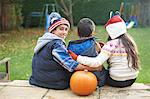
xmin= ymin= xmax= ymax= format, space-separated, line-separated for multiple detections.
xmin=104 ymin=15 xmax=127 ymax=39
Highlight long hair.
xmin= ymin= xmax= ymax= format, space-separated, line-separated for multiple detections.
xmin=119 ymin=33 xmax=140 ymax=70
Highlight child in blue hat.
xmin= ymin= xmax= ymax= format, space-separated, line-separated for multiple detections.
xmin=29 ymin=12 xmax=100 ymax=89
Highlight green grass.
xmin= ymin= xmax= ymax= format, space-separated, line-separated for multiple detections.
xmin=128 ymin=28 xmax=150 ymax=83
xmin=0 ymin=26 xmax=150 ymax=83
xmin=0 ymin=28 xmax=43 ymax=80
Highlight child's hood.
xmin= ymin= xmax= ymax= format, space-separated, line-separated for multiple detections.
xmin=34 ymin=32 xmax=64 ymax=53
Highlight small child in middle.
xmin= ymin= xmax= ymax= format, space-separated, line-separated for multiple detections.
xmin=67 ymin=18 xmax=107 ymax=87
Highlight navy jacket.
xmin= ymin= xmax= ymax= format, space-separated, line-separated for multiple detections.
xmin=29 ymin=40 xmax=72 ymax=89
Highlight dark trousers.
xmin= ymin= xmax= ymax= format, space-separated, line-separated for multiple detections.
xmin=106 ymin=70 xmax=136 ymax=87
xmin=93 ymin=68 xmax=107 ymax=87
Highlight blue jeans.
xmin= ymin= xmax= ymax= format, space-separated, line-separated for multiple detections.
xmin=93 ymin=68 xmax=108 ymax=87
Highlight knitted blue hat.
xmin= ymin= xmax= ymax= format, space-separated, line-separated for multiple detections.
xmin=48 ymin=12 xmax=70 ymax=32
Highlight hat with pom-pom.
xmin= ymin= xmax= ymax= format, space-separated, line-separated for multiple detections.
xmin=104 ymin=14 xmax=127 ymax=39
xmin=48 ymin=12 xmax=70 ymax=32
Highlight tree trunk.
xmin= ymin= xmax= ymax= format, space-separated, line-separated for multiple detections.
xmin=1 ymin=0 xmax=17 ymax=32
xmin=55 ymin=0 xmax=74 ymax=30
xmin=68 ymin=0 xmax=74 ymax=30
xmin=0 ymin=1 xmax=2 ymax=31
xmin=1 ymin=0 xmax=10 ymax=31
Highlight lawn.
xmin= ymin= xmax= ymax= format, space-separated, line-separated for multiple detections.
xmin=0 ymin=26 xmax=150 ymax=83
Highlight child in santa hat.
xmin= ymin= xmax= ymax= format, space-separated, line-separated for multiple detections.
xmin=29 ymin=12 xmax=99 ymax=89
xmin=69 ymin=11 xmax=140 ymax=87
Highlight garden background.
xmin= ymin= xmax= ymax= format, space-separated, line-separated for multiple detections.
xmin=0 ymin=0 xmax=150 ymax=83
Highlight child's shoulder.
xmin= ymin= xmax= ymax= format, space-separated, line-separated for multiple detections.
xmin=47 ymin=39 xmax=65 ymax=47
xmin=69 ymin=37 xmax=95 ymax=44
xmin=103 ymin=39 xmax=120 ymax=50
xmin=107 ymin=39 xmax=119 ymax=44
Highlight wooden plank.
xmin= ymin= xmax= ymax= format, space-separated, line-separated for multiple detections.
xmin=0 ymin=80 xmax=150 ymax=99
xmin=0 ymin=86 xmax=48 ymax=99
xmin=0 ymin=58 xmax=11 ymax=65
xmin=44 ymin=89 xmax=99 ymax=99
xmin=8 ymin=80 xmax=32 ymax=87
xmin=0 ymin=58 xmax=11 ymax=81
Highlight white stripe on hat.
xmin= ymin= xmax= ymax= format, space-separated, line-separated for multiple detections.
xmin=49 ymin=18 xmax=70 ymax=32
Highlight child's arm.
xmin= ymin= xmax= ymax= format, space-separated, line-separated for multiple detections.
xmin=52 ymin=41 xmax=100 ymax=72
xmin=99 ymin=42 xmax=105 ymax=47
xmin=68 ymin=50 xmax=103 ymax=70
xmin=69 ymin=41 xmax=113 ymax=68
xmin=75 ymin=64 xmax=103 ymax=71
xmin=95 ymin=41 xmax=105 ymax=53
xmin=77 ymin=41 xmax=115 ymax=67
xmin=95 ymin=42 xmax=101 ymax=53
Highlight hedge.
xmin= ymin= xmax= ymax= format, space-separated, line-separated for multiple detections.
xmin=22 ymin=0 xmax=123 ymax=26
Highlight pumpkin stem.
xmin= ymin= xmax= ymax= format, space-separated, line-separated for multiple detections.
xmin=84 ymin=69 xmax=88 ymax=72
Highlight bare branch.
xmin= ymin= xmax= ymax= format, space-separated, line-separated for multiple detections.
xmin=61 ymin=8 xmax=69 ymax=16
xmin=54 ymin=0 xmax=75 ymax=29
xmin=60 ymin=0 xmax=69 ymax=13
xmin=54 ymin=0 xmax=67 ymax=15
xmin=72 ymin=0 xmax=80 ymax=6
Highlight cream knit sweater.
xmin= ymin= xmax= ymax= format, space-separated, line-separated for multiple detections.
xmin=77 ymin=39 xmax=139 ymax=81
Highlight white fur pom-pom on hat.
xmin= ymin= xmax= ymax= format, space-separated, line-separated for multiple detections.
xmin=104 ymin=15 xmax=127 ymax=39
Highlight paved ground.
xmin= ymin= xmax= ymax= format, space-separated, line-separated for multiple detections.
xmin=0 ymin=80 xmax=150 ymax=99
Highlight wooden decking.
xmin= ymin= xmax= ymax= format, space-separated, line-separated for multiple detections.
xmin=0 ymin=80 xmax=150 ymax=99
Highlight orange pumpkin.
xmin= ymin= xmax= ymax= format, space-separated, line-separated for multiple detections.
xmin=70 ymin=70 xmax=97 ymax=96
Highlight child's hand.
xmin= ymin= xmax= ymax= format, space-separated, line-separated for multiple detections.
xmin=99 ymin=42 xmax=105 ymax=47
xmin=93 ymin=65 xmax=103 ymax=71
xmin=95 ymin=42 xmax=105 ymax=53
xmin=82 ymin=65 xmax=103 ymax=71
xmin=68 ymin=50 xmax=78 ymax=61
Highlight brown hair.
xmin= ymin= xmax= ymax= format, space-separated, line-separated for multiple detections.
xmin=119 ymin=33 xmax=140 ymax=70
xmin=77 ymin=18 xmax=95 ymax=37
